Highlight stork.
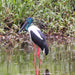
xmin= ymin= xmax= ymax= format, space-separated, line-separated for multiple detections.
xmin=18 ymin=17 xmax=49 ymax=75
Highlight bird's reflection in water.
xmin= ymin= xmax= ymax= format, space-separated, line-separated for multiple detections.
xmin=43 ymin=69 xmax=50 ymax=75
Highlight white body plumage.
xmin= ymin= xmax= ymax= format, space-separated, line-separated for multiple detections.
xmin=28 ymin=25 xmax=43 ymax=40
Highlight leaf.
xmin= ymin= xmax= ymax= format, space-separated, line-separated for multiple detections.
xmin=0 ymin=29 xmax=5 ymax=34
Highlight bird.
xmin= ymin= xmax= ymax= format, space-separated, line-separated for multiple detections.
xmin=43 ymin=69 xmax=50 ymax=75
xmin=18 ymin=17 xmax=49 ymax=75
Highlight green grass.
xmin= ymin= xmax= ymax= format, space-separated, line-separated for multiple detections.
xmin=0 ymin=0 xmax=75 ymax=34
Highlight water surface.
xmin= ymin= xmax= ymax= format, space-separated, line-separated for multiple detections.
xmin=0 ymin=39 xmax=75 ymax=75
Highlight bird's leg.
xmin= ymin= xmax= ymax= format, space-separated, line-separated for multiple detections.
xmin=37 ymin=45 xmax=40 ymax=75
xmin=34 ymin=44 xmax=37 ymax=75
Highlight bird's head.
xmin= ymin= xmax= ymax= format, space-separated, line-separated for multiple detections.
xmin=18 ymin=17 xmax=33 ymax=33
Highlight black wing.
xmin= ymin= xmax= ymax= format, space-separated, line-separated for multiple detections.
xmin=30 ymin=30 xmax=45 ymax=50
xmin=30 ymin=30 xmax=49 ymax=55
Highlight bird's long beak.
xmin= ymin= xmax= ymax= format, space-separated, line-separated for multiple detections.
xmin=18 ymin=21 xmax=28 ymax=34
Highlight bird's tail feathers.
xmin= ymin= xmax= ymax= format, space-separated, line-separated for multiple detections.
xmin=43 ymin=45 xmax=49 ymax=55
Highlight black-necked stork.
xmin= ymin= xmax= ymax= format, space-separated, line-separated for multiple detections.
xmin=18 ymin=17 xmax=49 ymax=75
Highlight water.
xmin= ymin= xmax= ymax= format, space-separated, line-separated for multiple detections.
xmin=0 ymin=39 xmax=75 ymax=75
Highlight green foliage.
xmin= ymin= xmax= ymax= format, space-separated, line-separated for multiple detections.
xmin=0 ymin=1 xmax=75 ymax=75
xmin=0 ymin=0 xmax=75 ymax=34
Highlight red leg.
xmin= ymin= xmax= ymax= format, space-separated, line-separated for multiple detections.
xmin=37 ymin=45 xmax=41 ymax=75
xmin=34 ymin=44 xmax=37 ymax=75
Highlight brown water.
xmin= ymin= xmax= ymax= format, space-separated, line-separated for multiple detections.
xmin=0 ymin=39 xmax=75 ymax=75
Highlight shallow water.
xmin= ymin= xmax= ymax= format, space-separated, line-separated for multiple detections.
xmin=0 ymin=39 xmax=75 ymax=75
